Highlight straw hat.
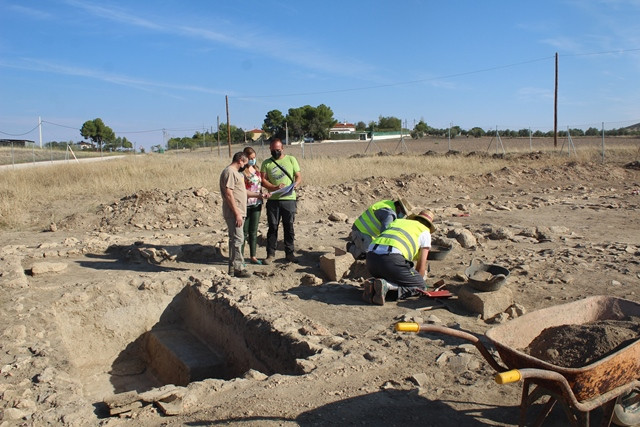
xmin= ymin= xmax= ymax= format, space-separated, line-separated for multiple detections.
xmin=396 ymin=198 xmax=414 ymax=217
xmin=410 ymin=209 xmax=436 ymax=232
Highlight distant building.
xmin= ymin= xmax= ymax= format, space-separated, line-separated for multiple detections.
xmin=329 ymin=122 xmax=356 ymax=134
xmin=247 ymin=129 xmax=265 ymax=142
xmin=77 ymin=141 xmax=95 ymax=150
xmin=0 ymin=139 xmax=35 ymax=147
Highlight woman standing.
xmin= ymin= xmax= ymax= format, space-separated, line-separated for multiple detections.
xmin=242 ymin=147 xmax=267 ymax=264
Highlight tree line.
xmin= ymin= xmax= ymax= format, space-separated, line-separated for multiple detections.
xmin=73 ymin=113 xmax=640 ymax=153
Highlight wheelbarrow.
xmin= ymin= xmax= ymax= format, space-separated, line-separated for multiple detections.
xmin=396 ymin=296 xmax=640 ymax=426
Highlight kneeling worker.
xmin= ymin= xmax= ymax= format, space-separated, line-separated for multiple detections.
xmin=363 ymin=210 xmax=436 ymax=305
xmin=347 ymin=198 xmax=413 ymax=260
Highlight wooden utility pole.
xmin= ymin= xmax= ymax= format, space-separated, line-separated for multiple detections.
xmin=554 ymin=52 xmax=558 ymax=148
xmin=225 ymin=95 xmax=231 ymax=157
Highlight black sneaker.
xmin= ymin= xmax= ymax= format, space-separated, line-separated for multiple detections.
xmin=234 ymin=269 xmax=251 ymax=278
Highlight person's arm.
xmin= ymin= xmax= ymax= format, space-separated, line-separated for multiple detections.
xmin=415 ymin=247 xmax=430 ymax=277
xmin=223 ymin=187 xmax=243 ymax=227
xmin=376 ymin=209 xmax=396 ymax=231
xmin=293 ymin=171 xmax=302 ymax=188
xmin=261 ymin=169 xmax=284 ymax=191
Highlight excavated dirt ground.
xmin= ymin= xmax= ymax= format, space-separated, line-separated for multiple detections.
xmin=1 ymin=140 xmax=640 ymax=426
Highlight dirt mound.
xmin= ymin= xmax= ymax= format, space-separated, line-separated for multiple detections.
xmin=92 ymin=187 xmax=220 ymax=232
xmin=524 ymin=318 xmax=640 ymax=368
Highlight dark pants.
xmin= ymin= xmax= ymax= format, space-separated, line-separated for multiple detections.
xmin=366 ymin=251 xmax=427 ymax=299
xmin=242 ymin=204 xmax=262 ymax=258
xmin=266 ymin=199 xmax=296 ymax=256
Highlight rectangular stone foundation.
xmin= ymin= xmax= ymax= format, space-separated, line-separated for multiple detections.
xmin=145 ymin=328 xmax=225 ymax=386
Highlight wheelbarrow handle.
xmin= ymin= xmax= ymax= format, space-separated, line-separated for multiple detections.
xmin=395 ymin=322 xmax=507 ymax=373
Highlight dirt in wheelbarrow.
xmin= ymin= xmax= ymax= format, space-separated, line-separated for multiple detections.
xmin=524 ymin=317 xmax=640 ymax=368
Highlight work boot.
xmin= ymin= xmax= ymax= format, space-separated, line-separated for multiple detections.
xmin=285 ymin=252 xmax=298 ymax=263
xmin=234 ymin=269 xmax=251 ymax=278
xmin=372 ymin=278 xmax=389 ymax=306
xmin=362 ymin=279 xmax=375 ymax=304
xmin=262 ymin=255 xmax=273 ymax=265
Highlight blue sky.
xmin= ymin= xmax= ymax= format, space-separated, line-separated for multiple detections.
xmin=1 ymin=0 xmax=639 ymax=150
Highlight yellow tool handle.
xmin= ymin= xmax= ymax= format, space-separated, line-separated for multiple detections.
xmin=395 ymin=322 xmax=420 ymax=333
xmin=495 ymin=369 xmax=522 ymax=384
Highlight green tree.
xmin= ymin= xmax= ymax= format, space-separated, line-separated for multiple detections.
xmin=262 ymin=110 xmax=286 ymax=140
xmin=80 ymin=118 xmax=115 ymax=151
xmin=585 ymin=127 xmax=599 ymax=136
xmin=411 ymin=120 xmax=429 ymax=139
xmin=284 ymin=104 xmax=337 ymax=141
xmin=469 ymin=127 xmax=485 ymax=138
xmin=213 ymin=123 xmax=245 ymax=144
xmin=355 ymin=121 xmax=367 ymax=131
xmin=377 ymin=116 xmax=401 ymax=131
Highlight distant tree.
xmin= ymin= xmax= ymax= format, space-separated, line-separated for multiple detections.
xmin=377 ymin=116 xmax=401 ymax=131
xmin=585 ymin=127 xmax=599 ymax=136
xmin=355 ymin=121 xmax=367 ymax=131
xmin=518 ymin=128 xmax=530 ymax=137
xmin=411 ymin=120 xmax=429 ymax=139
xmin=469 ymin=127 xmax=485 ymax=138
xmin=213 ymin=123 xmax=245 ymax=144
xmin=262 ymin=110 xmax=287 ymax=140
xmin=80 ymin=118 xmax=115 ymax=151
xmin=569 ymin=128 xmax=584 ymax=136
xmin=284 ymin=104 xmax=337 ymax=141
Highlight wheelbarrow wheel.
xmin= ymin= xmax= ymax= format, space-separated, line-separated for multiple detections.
xmin=612 ymin=389 xmax=640 ymax=426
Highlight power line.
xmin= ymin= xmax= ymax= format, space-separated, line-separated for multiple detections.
xmin=0 ymin=124 xmax=40 ymax=136
xmin=234 ymin=56 xmax=555 ymax=99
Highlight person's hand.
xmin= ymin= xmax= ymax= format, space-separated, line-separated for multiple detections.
xmin=263 ymin=192 xmax=271 ymax=199
xmin=278 ymin=183 xmax=286 ymax=189
xmin=235 ymin=213 xmax=243 ymax=227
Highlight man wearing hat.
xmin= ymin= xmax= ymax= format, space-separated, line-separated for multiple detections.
xmin=363 ymin=209 xmax=436 ymax=305
xmin=347 ymin=198 xmax=414 ymax=260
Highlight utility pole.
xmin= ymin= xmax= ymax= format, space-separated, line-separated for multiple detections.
xmin=225 ymin=95 xmax=231 ymax=157
xmin=554 ymin=52 xmax=558 ymax=148
xmin=38 ymin=116 xmax=42 ymax=148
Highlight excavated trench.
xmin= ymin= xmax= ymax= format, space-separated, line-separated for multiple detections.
xmin=54 ymin=272 xmax=317 ymax=401
xmin=109 ymin=284 xmax=316 ymax=391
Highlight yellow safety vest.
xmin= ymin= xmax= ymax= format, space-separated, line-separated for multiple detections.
xmin=354 ymin=200 xmax=395 ymax=237
xmin=372 ymin=218 xmax=430 ymax=261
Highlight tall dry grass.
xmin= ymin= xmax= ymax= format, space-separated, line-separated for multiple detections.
xmin=0 ymin=142 xmax=637 ymax=230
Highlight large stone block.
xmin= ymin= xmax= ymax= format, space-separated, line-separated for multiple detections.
xmin=457 ymin=284 xmax=513 ymax=319
xmin=319 ymin=248 xmax=355 ymax=281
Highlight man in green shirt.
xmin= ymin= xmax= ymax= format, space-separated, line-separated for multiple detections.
xmin=260 ymin=138 xmax=302 ymax=264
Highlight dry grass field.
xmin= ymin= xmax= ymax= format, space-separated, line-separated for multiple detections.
xmin=0 ymin=135 xmax=639 ymax=426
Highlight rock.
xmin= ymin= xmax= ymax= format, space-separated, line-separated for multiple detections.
xmin=194 ymin=187 xmax=209 ymax=197
xmin=31 ymin=262 xmax=68 ymax=276
xmin=319 ymin=250 xmax=355 ymax=281
xmin=49 ymin=222 xmax=58 ymax=232
xmin=328 ymin=212 xmax=348 ymax=222
xmin=243 ymin=369 xmax=268 ymax=381
xmin=300 ymin=273 xmax=323 ymax=286
xmin=409 ymin=373 xmax=430 ymax=387
xmin=156 ymin=394 xmax=183 ymax=416
xmin=453 ymin=229 xmax=477 ymax=249
xmin=489 ymin=226 xmax=514 ymax=240
xmin=505 ymin=303 xmax=526 ymax=318
xmin=457 ymin=284 xmax=514 ymax=319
